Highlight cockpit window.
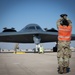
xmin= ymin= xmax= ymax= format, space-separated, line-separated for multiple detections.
xmin=36 ymin=26 xmax=41 ymax=29
xmin=27 ymin=26 xmax=35 ymax=29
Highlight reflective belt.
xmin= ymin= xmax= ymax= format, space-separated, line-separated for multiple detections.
xmin=58 ymin=36 xmax=71 ymax=41
xmin=58 ymin=28 xmax=71 ymax=31
xmin=58 ymin=36 xmax=70 ymax=38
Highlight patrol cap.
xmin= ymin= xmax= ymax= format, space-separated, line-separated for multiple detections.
xmin=60 ymin=14 xmax=68 ymax=17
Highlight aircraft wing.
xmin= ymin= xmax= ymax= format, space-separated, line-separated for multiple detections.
xmin=0 ymin=31 xmax=75 ymax=43
xmin=0 ymin=31 xmax=58 ymax=43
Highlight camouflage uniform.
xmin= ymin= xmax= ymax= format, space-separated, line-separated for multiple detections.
xmin=57 ymin=17 xmax=72 ymax=73
xmin=57 ymin=41 xmax=71 ymax=67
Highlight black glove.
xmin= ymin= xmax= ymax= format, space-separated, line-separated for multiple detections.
xmin=60 ymin=19 xmax=69 ymax=26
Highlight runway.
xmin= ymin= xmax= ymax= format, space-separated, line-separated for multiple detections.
xmin=0 ymin=52 xmax=75 ymax=75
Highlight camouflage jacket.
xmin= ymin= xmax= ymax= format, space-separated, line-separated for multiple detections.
xmin=56 ymin=18 xmax=72 ymax=29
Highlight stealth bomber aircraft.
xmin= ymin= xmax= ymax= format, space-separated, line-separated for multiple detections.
xmin=0 ymin=24 xmax=75 ymax=44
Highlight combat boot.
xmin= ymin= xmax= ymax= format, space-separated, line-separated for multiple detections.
xmin=67 ymin=67 xmax=70 ymax=73
xmin=58 ymin=66 xmax=63 ymax=74
xmin=63 ymin=67 xmax=67 ymax=73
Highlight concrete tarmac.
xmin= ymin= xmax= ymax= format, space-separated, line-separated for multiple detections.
xmin=0 ymin=52 xmax=75 ymax=75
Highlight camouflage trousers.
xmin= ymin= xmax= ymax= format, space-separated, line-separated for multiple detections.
xmin=57 ymin=41 xmax=71 ymax=67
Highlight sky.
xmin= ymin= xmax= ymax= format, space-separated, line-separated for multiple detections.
xmin=0 ymin=0 xmax=75 ymax=49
